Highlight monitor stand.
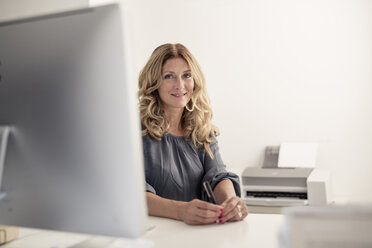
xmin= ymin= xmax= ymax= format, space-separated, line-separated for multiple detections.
xmin=0 ymin=125 xmax=10 ymax=200
xmin=69 ymin=237 xmax=115 ymax=248
xmin=69 ymin=236 xmax=152 ymax=248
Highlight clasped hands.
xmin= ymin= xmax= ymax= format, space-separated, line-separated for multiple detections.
xmin=180 ymin=196 xmax=248 ymax=225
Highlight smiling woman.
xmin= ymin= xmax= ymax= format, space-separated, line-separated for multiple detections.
xmin=138 ymin=43 xmax=217 ymax=156
xmin=138 ymin=43 xmax=248 ymax=225
xmin=158 ymin=57 xmax=194 ymax=122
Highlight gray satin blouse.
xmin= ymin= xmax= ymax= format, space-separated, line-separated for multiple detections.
xmin=143 ymin=133 xmax=241 ymax=202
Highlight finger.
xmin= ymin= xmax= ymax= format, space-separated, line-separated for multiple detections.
xmin=188 ymin=217 xmax=218 ymax=225
xmin=195 ymin=208 xmax=221 ymax=218
xmin=240 ymin=202 xmax=249 ymax=220
xmin=187 ymin=210 xmax=220 ymax=225
xmin=193 ymin=199 xmax=223 ymax=213
xmin=196 ymin=215 xmax=220 ymax=225
xmin=183 ymin=199 xmax=225 ymax=225
xmin=220 ymin=200 xmax=247 ymax=223
xmin=221 ymin=197 xmax=240 ymax=215
xmin=192 ymin=202 xmax=222 ymax=221
xmin=219 ymin=206 xmax=239 ymax=223
xmin=229 ymin=201 xmax=248 ymax=222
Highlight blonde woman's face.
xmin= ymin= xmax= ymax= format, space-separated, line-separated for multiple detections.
xmin=158 ymin=57 xmax=194 ymax=112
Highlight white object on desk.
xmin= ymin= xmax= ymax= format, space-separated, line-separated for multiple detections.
xmin=279 ymin=205 xmax=372 ymax=248
xmin=278 ymin=142 xmax=318 ymax=168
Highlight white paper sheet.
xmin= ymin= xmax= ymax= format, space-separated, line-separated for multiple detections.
xmin=278 ymin=143 xmax=318 ymax=168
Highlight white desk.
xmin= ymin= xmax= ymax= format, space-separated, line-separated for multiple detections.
xmin=145 ymin=214 xmax=283 ymax=248
xmin=2 ymin=214 xmax=284 ymax=248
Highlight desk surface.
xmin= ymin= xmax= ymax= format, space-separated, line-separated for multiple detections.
xmin=145 ymin=214 xmax=283 ymax=248
xmin=2 ymin=214 xmax=284 ymax=248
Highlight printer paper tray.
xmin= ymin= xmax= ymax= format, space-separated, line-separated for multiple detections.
xmin=244 ymin=197 xmax=308 ymax=207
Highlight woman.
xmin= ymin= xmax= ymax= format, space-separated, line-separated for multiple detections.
xmin=138 ymin=43 xmax=248 ymax=225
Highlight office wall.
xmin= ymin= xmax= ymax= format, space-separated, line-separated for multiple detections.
xmin=0 ymin=0 xmax=88 ymax=22
xmin=90 ymin=0 xmax=372 ymax=204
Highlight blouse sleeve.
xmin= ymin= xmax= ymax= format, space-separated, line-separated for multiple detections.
xmin=201 ymin=139 xmax=241 ymax=202
xmin=145 ymin=182 xmax=156 ymax=194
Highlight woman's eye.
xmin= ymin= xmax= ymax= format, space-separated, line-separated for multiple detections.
xmin=164 ymin=74 xmax=173 ymax=79
xmin=184 ymin=73 xmax=192 ymax=78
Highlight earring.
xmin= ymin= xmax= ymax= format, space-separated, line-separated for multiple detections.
xmin=185 ymin=100 xmax=195 ymax=112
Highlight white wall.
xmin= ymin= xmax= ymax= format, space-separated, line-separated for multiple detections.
xmin=90 ymin=0 xmax=372 ymax=204
xmin=0 ymin=0 xmax=88 ymax=22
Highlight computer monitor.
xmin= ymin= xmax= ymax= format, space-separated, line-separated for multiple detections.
xmin=0 ymin=4 xmax=148 ymax=238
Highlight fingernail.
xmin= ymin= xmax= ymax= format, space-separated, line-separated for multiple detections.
xmin=219 ymin=213 xmax=223 ymax=218
xmin=220 ymin=208 xmax=224 ymax=213
xmin=219 ymin=219 xmax=223 ymax=224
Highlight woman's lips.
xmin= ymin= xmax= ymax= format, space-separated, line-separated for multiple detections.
xmin=171 ymin=92 xmax=187 ymax=98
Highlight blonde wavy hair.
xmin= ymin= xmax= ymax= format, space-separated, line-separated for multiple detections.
xmin=138 ymin=43 xmax=219 ymax=158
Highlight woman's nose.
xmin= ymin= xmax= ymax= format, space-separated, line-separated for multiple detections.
xmin=175 ymin=76 xmax=185 ymax=90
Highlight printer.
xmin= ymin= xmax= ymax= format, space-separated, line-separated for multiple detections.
xmin=242 ymin=145 xmax=333 ymax=207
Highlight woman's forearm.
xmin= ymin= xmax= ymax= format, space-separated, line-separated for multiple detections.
xmin=146 ymin=192 xmax=186 ymax=220
xmin=213 ymin=179 xmax=237 ymax=205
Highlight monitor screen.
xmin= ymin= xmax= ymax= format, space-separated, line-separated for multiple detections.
xmin=0 ymin=4 xmax=148 ymax=238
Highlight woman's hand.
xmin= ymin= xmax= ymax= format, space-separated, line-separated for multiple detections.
xmin=179 ymin=199 xmax=223 ymax=225
xmin=218 ymin=196 xmax=248 ymax=223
